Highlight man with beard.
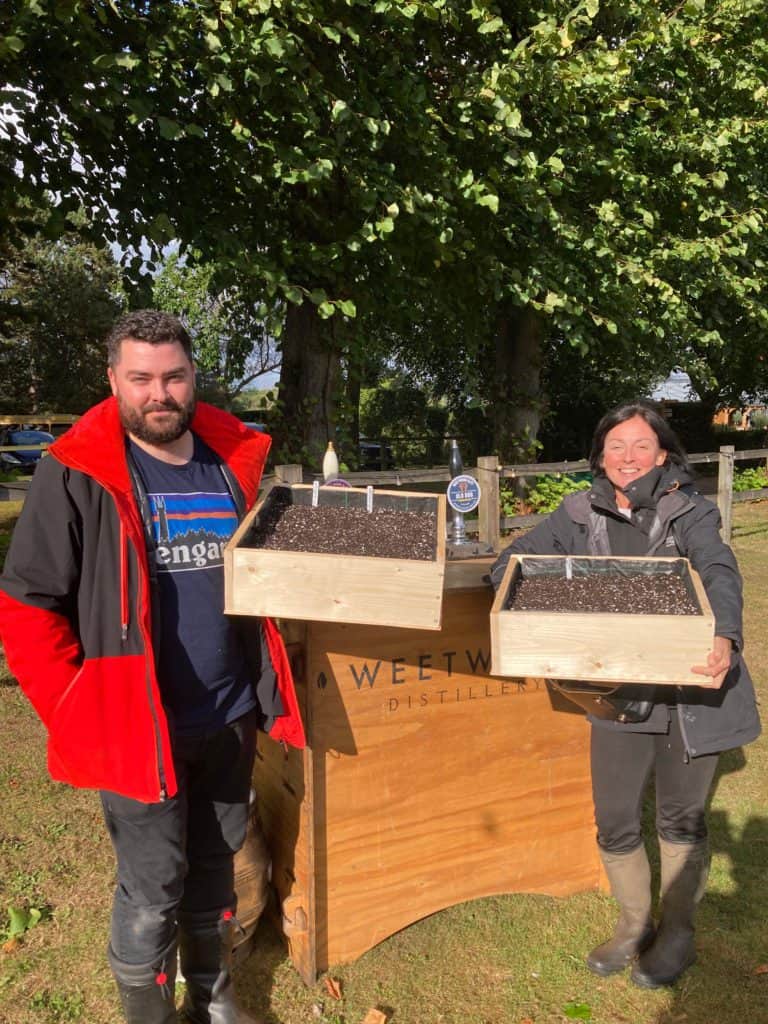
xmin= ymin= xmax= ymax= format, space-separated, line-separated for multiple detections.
xmin=0 ymin=310 xmax=305 ymax=1024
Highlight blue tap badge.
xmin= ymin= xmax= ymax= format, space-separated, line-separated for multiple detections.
xmin=447 ymin=474 xmax=481 ymax=513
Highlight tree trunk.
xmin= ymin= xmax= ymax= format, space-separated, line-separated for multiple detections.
xmin=274 ymin=302 xmax=340 ymax=468
xmin=491 ymin=305 xmax=545 ymax=462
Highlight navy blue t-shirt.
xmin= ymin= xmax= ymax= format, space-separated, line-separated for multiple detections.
xmin=130 ymin=435 xmax=255 ymax=735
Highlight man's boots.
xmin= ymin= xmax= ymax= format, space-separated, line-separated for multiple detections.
xmin=586 ymin=844 xmax=655 ymax=976
xmin=108 ymin=939 xmax=178 ymax=1024
xmin=178 ymin=908 xmax=262 ymax=1024
xmin=631 ymin=838 xmax=709 ymax=988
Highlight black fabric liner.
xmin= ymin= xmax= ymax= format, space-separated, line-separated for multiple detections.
xmin=506 ymin=556 xmax=701 ymax=614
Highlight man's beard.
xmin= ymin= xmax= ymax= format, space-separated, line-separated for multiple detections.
xmin=117 ymin=395 xmax=196 ymax=445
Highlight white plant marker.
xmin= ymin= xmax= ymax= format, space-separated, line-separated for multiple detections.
xmin=312 ymin=480 xmax=320 ymax=507
xmin=565 ymin=556 xmax=573 ymax=581
xmin=366 ymin=485 xmax=374 ymax=513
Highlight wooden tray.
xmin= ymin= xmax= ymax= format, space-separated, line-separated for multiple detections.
xmin=225 ymin=484 xmax=446 ymax=629
xmin=490 ymin=555 xmax=717 ymax=686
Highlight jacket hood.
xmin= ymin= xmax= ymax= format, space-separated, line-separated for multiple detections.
xmin=50 ymin=397 xmax=271 ymax=508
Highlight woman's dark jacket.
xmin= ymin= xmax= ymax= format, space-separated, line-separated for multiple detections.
xmin=490 ymin=466 xmax=761 ymax=757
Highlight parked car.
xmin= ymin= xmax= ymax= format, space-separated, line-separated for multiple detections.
xmin=358 ymin=440 xmax=394 ymax=471
xmin=0 ymin=428 xmax=54 ymax=473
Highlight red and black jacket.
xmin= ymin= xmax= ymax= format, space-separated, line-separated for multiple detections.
xmin=0 ymin=398 xmax=305 ymax=802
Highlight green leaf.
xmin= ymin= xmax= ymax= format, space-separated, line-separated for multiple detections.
xmin=114 ymin=52 xmax=140 ymax=70
xmin=339 ymin=299 xmax=357 ymax=317
xmin=321 ymin=25 xmax=341 ymax=43
xmin=478 ymin=17 xmax=504 ymax=35
xmin=205 ymin=32 xmax=222 ymax=52
xmin=283 ymin=285 xmax=304 ymax=305
xmin=331 ymin=100 xmax=350 ymax=122
xmin=318 ymin=301 xmax=335 ymax=318
xmin=476 ymin=193 xmax=499 ymax=214
xmin=585 ymin=0 xmax=599 ymax=16
xmin=157 ymin=117 xmax=183 ymax=141
xmin=2 ymin=36 xmax=24 ymax=54
xmin=8 ymin=907 xmax=29 ymax=939
xmin=563 ymin=1002 xmax=592 ymax=1021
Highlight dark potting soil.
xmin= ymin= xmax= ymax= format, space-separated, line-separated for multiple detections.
xmin=508 ymin=573 xmax=700 ymax=615
xmin=247 ymin=501 xmax=437 ymax=560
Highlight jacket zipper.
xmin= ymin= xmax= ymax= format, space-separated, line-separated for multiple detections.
xmin=120 ymin=487 xmax=169 ymax=801
xmin=119 ymin=521 xmax=129 ymax=642
xmin=676 ymin=701 xmax=692 ymax=763
xmin=134 ymin=540 xmax=168 ymax=801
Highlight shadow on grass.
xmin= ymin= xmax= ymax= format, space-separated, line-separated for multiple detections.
xmin=650 ymin=750 xmax=768 ymax=1024
xmin=233 ymin=912 xmax=295 ymax=1023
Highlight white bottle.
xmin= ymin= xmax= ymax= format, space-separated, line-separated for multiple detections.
xmin=322 ymin=441 xmax=339 ymax=482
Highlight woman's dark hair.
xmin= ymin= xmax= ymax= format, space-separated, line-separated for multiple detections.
xmin=106 ymin=309 xmax=192 ymax=367
xmin=589 ymin=400 xmax=691 ymax=475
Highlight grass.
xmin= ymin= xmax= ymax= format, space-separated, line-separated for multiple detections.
xmin=1 ymin=501 xmax=766 ymax=1024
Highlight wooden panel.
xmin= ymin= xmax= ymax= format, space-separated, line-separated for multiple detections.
xmin=490 ymin=555 xmax=716 ymax=686
xmin=253 ymin=620 xmax=317 ymax=983
xmin=301 ymin=588 xmax=599 ymax=974
xmin=225 ymin=486 xmax=446 ymax=630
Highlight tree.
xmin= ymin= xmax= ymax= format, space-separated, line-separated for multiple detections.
xmin=153 ymin=253 xmax=279 ymax=408
xmin=0 ymin=227 xmax=124 ymax=413
xmin=3 ymin=1 xmax=767 ymax=461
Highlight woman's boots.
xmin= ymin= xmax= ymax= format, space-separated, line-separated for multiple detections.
xmin=586 ymin=845 xmax=655 ymax=976
xmin=630 ymin=838 xmax=709 ymax=988
xmin=586 ymin=838 xmax=709 ymax=987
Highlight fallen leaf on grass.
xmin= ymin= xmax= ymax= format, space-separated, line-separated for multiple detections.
xmin=360 ymin=1010 xmax=388 ymax=1024
xmin=754 ymin=964 xmax=768 ymax=975
xmin=324 ymin=977 xmax=343 ymax=1000
xmin=2 ymin=938 xmax=20 ymax=954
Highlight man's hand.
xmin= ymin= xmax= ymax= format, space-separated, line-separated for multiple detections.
xmin=691 ymin=635 xmax=733 ymax=688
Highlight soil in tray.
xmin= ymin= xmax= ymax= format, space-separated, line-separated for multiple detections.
xmin=246 ymin=500 xmax=437 ymax=560
xmin=507 ymin=573 xmax=700 ymax=615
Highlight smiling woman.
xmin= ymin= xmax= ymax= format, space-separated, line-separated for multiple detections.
xmin=490 ymin=398 xmax=761 ymax=991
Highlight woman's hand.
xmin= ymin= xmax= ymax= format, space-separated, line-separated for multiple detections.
xmin=691 ymin=635 xmax=733 ymax=687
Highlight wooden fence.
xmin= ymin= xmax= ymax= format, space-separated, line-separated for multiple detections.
xmin=3 ymin=422 xmax=767 ymax=545
xmin=273 ymin=444 xmax=768 ymax=547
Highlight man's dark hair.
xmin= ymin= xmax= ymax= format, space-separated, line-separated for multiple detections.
xmin=106 ymin=310 xmax=192 ymax=366
xmin=589 ymin=400 xmax=691 ymax=475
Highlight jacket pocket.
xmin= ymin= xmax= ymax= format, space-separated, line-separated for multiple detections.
xmin=46 ymin=654 xmax=167 ymax=801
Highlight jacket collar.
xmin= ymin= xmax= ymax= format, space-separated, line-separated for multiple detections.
xmin=49 ymin=397 xmax=271 ymax=510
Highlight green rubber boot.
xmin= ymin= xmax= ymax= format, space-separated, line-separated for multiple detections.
xmin=586 ymin=845 xmax=655 ymax=977
xmin=630 ymin=838 xmax=709 ymax=989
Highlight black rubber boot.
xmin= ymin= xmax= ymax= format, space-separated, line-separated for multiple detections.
xmin=630 ymin=838 xmax=709 ymax=989
xmin=179 ymin=908 xmax=261 ymax=1024
xmin=109 ymin=939 xmax=178 ymax=1024
xmin=586 ymin=845 xmax=655 ymax=977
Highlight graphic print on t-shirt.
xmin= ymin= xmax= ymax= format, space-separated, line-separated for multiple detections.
xmin=146 ymin=490 xmax=239 ymax=572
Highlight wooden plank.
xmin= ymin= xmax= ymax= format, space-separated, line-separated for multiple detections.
xmin=225 ymin=486 xmax=447 ymax=630
xmin=300 ymin=588 xmax=599 ymax=974
xmin=490 ymin=555 xmax=716 ymax=686
xmin=253 ymin=620 xmax=318 ymax=984
xmin=718 ymin=445 xmax=735 ymax=543
xmin=476 ymin=455 xmax=500 ymax=552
